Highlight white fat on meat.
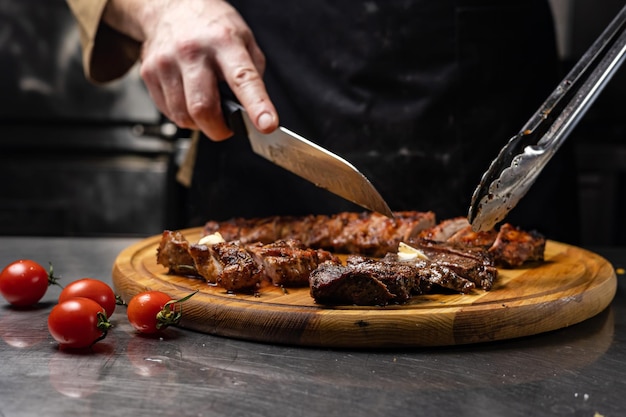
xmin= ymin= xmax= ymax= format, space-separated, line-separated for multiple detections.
xmin=397 ymin=242 xmax=430 ymax=261
xmin=198 ymin=232 xmax=225 ymax=246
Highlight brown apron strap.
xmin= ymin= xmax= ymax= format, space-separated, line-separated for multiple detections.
xmin=176 ymin=130 xmax=200 ymax=188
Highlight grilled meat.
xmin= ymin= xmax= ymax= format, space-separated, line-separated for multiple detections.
xmin=203 ymin=212 xmax=544 ymax=267
xmin=309 ymin=257 xmax=419 ymax=306
xmin=159 ymin=211 xmax=546 ymax=305
xmin=156 ymin=231 xmax=339 ymax=292
xmin=247 ymin=239 xmax=339 ymax=287
xmin=446 ymin=225 xmax=499 ymax=247
xmin=488 ymin=223 xmax=546 ymax=268
xmin=203 ymin=211 xmax=436 ymax=257
xmin=417 ymin=217 xmax=472 ymax=242
xmin=404 ymin=239 xmax=497 ymax=291
xmin=309 ymin=252 xmax=479 ymax=306
xmin=346 ymin=255 xmax=417 ymax=302
xmin=381 ymin=253 xmax=476 ymax=294
xmin=156 ymin=230 xmax=198 ymax=276
xmin=417 ymin=217 xmax=545 ymax=268
xmin=204 ymin=216 xmax=284 ymax=245
xmin=188 ymin=241 xmax=264 ymax=292
xmin=309 ymin=262 xmax=395 ymax=306
xmin=415 ymin=263 xmax=475 ymax=294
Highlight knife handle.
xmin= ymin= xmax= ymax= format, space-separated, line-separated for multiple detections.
xmin=222 ymin=99 xmax=247 ymax=138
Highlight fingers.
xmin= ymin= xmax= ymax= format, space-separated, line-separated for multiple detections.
xmin=140 ymin=50 xmax=196 ymax=131
xmin=217 ymin=41 xmax=278 ymax=134
xmin=141 ymin=44 xmax=232 ymax=140
xmin=138 ymin=3 xmax=278 ymax=141
xmin=181 ymin=60 xmax=233 ymax=140
xmin=142 ymin=60 xmax=195 ymax=129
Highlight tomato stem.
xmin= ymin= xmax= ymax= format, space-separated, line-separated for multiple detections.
xmin=90 ymin=311 xmax=112 ymax=347
xmin=47 ymin=262 xmax=63 ymax=289
xmin=156 ymin=290 xmax=198 ymax=330
xmin=115 ymin=295 xmax=126 ymax=306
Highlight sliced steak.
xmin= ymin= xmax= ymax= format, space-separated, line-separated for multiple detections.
xmin=417 ymin=217 xmax=470 ymax=241
xmin=328 ymin=211 xmax=434 ymax=257
xmin=158 ymin=231 xmax=337 ymax=292
xmin=188 ymin=241 xmax=264 ymax=292
xmin=309 ymin=258 xmax=417 ymax=306
xmin=309 ymin=252 xmax=476 ymax=306
xmin=247 ymin=239 xmax=340 ymax=287
xmin=417 ymin=218 xmax=545 ymax=268
xmin=405 ymin=239 xmax=497 ymax=291
xmin=309 ymin=262 xmax=394 ymax=306
xmin=446 ymin=225 xmax=499 ymax=247
xmin=345 ymin=255 xmax=417 ymax=302
xmin=156 ymin=230 xmax=199 ymax=276
xmin=203 ymin=211 xmax=436 ymax=257
xmin=203 ymin=216 xmax=282 ymax=244
xmin=489 ymin=223 xmax=546 ymax=268
xmin=164 ymin=211 xmax=546 ymax=303
xmin=381 ymin=253 xmax=476 ymax=294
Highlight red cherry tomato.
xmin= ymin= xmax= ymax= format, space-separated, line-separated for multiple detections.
xmin=127 ymin=290 xmax=196 ymax=334
xmin=59 ymin=279 xmax=117 ymax=317
xmin=0 ymin=259 xmax=59 ymax=306
xmin=48 ymin=297 xmax=112 ymax=349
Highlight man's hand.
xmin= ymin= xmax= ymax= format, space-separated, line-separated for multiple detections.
xmin=104 ymin=0 xmax=278 ymax=140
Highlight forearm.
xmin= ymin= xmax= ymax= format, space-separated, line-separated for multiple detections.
xmin=102 ymin=0 xmax=220 ymax=43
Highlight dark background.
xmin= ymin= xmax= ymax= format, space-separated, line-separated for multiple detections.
xmin=0 ymin=0 xmax=624 ymax=244
xmin=0 ymin=0 xmax=179 ymax=237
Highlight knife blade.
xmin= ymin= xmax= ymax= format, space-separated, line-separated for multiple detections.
xmin=468 ymin=4 xmax=626 ymax=232
xmin=223 ymin=100 xmax=394 ymax=218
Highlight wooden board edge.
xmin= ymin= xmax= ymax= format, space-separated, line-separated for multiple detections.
xmin=111 ymin=231 xmax=619 ymax=348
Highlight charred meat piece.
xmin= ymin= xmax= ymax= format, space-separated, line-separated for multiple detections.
xmin=156 ymin=230 xmax=199 ymax=276
xmin=417 ymin=218 xmax=545 ymax=268
xmin=165 ymin=210 xmax=546 ymax=303
xmin=157 ymin=231 xmax=338 ymax=292
xmin=488 ymin=223 xmax=546 ymax=268
xmin=188 ymin=241 xmax=264 ymax=292
xmin=404 ymin=240 xmax=497 ymax=291
xmin=309 ymin=252 xmax=477 ymax=306
xmin=417 ymin=216 xmax=471 ymax=241
xmin=413 ymin=262 xmax=475 ymax=294
xmin=275 ymin=214 xmax=344 ymax=249
xmin=309 ymin=257 xmax=419 ymax=306
xmin=446 ymin=226 xmax=499 ymax=247
xmin=247 ymin=239 xmax=340 ymax=287
xmin=203 ymin=216 xmax=283 ymax=244
xmin=418 ymin=217 xmax=500 ymax=247
xmin=309 ymin=262 xmax=394 ymax=306
xmin=330 ymin=211 xmax=436 ymax=257
xmin=345 ymin=255 xmax=417 ymax=302
xmin=203 ymin=211 xmax=436 ymax=257
xmin=381 ymin=253 xmax=476 ymax=294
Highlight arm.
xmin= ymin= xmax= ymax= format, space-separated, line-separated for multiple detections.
xmin=67 ymin=0 xmax=278 ymax=140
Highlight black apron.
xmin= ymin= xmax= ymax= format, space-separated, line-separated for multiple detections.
xmin=184 ymin=0 xmax=580 ymax=243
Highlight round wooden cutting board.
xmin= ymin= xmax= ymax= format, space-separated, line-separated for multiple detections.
xmin=112 ymin=228 xmax=617 ymax=348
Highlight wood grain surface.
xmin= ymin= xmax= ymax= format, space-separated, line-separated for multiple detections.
xmin=112 ymin=228 xmax=617 ymax=348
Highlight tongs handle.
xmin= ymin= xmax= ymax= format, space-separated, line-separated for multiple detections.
xmin=526 ymin=5 xmax=626 ymax=152
xmin=468 ymin=5 xmax=626 ymax=232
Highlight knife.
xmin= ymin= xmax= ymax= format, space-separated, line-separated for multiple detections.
xmin=468 ymin=4 xmax=626 ymax=232
xmin=223 ymin=100 xmax=394 ymax=218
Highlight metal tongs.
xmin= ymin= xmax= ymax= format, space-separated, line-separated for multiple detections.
xmin=468 ymin=5 xmax=626 ymax=232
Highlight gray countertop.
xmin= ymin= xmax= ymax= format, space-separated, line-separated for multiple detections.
xmin=0 ymin=237 xmax=624 ymax=417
